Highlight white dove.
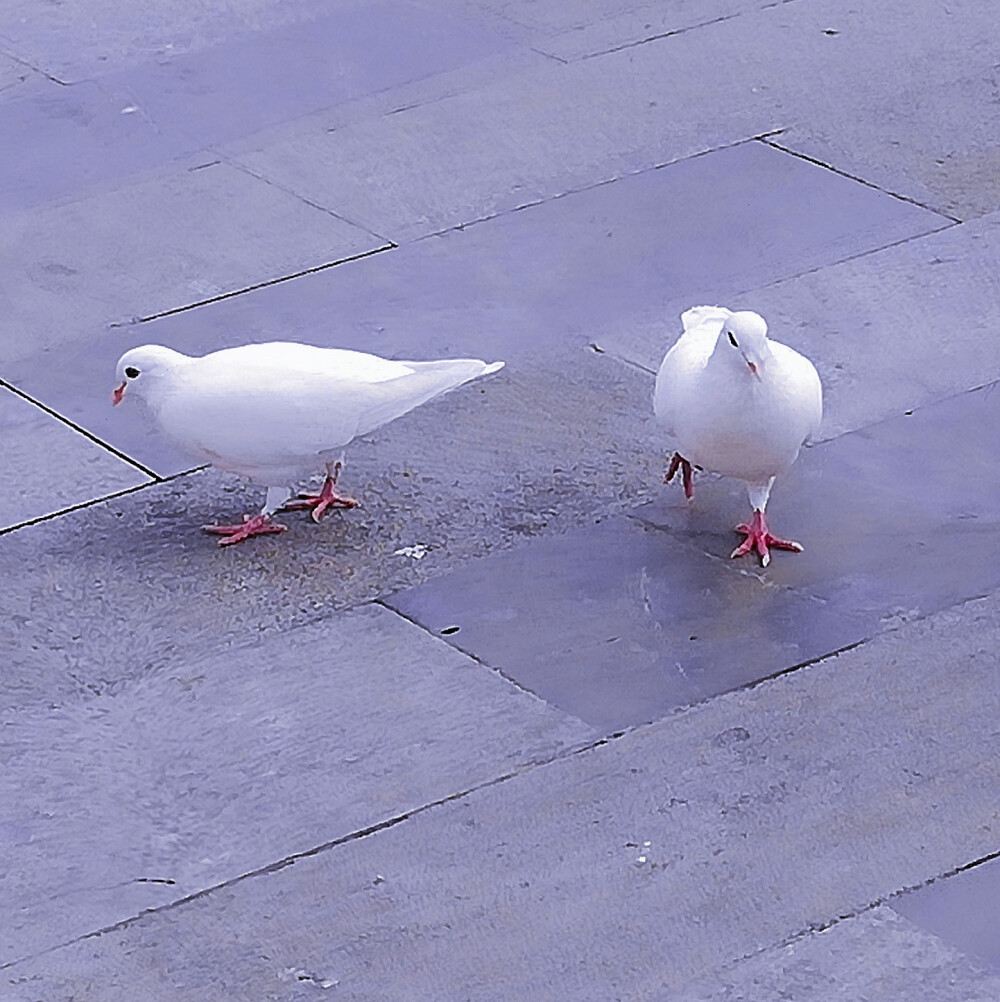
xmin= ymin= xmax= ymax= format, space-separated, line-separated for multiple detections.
xmin=653 ymin=307 xmax=822 ymax=566
xmin=113 ymin=342 xmax=504 ymax=545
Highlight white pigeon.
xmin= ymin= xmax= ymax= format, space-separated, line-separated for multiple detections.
xmin=113 ymin=342 xmax=504 ymax=545
xmin=653 ymin=307 xmax=822 ymax=566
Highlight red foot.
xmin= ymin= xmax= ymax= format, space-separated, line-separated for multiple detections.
xmin=730 ymin=509 xmax=803 ymax=567
xmin=664 ymin=452 xmax=694 ymax=499
xmin=282 ymin=474 xmax=359 ymax=522
xmin=202 ymin=513 xmax=288 ymax=546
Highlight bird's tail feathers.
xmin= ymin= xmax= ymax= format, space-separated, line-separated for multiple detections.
xmin=681 ymin=306 xmax=731 ymax=333
xmin=355 ymin=358 xmax=503 ymax=435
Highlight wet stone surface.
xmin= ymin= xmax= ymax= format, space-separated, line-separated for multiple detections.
xmin=892 ymin=858 xmax=1000 ymax=972
xmin=389 ymin=515 xmax=869 ymax=730
xmin=389 ymin=379 xmax=1000 ymax=728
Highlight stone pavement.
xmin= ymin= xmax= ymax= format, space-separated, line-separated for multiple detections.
xmin=2 ymin=0 xmax=1000 ymax=998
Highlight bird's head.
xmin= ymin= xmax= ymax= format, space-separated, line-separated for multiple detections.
xmin=717 ymin=311 xmax=771 ymax=379
xmin=112 ymin=345 xmax=188 ymax=405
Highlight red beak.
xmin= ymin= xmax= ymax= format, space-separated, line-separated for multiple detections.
xmin=112 ymin=382 xmax=126 ymax=405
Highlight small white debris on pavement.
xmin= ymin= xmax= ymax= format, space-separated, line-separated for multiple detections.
xmin=394 ymin=544 xmax=429 ymax=559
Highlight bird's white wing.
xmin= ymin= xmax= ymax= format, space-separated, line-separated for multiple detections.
xmin=202 ymin=342 xmax=416 ymax=383
xmin=653 ymin=308 xmax=729 ymax=436
xmin=355 ymin=359 xmax=503 ymax=436
xmin=769 ymin=341 xmax=824 ymax=444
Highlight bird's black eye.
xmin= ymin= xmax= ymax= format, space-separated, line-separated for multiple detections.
xmin=727 ymin=331 xmax=739 ymax=348
xmin=124 ymin=366 xmax=140 ymax=379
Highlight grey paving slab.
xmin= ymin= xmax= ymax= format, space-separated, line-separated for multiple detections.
xmin=0 ymin=602 xmax=591 ymax=964
xmin=0 ymin=0 xmax=327 ymax=82
xmin=229 ymin=0 xmax=992 ymax=242
xmin=778 ymin=64 xmax=1000 ymax=222
xmin=96 ymin=1 xmax=522 ymax=152
xmin=388 ymin=516 xmax=869 ymax=730
xmin=530 ymin=0 xmax=770 ymax=61
xmin=893 ymin=858 xmax=1000 ymax=972
xmin=387 ymin=380 xmax=1000 ymax=728
xmin=688 ymin=907 xmax=1000 ymax=1001
xmin=0 ymin=387 xmax=150 ymax=531
xmin=641 ymin=380 xmax=1000 ymax=609
xmin=0 ymin=347 xmax=661 ymax=712
xmin=0 ymin=50 xmax=36 ymax=95
xmin=481 ymin=0 xmax=662 ymax=32
xmin=0 ymin=78 xmax=182 ymax=219
xmin=0 ymin=159 xmax=385 ymax=370
xmin=227 ymin=36 xmax=780 ymax=242
xmin=9 ymin=139 xmax=940 ymax=477
xmin=6 ymin=591 xmax=1000 ymax=1000
xmin=601 ymin=208 xmax=1000 ymax=441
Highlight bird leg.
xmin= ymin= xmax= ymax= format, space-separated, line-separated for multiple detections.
xmin=283 ymin=460 xmax=359 ymax=522
xmin=202 ymin=486 xmax=291 ymax=546
xmin=663 ymin=452 xmax=695 ymax=499
xmin=730 ymin=509 xmax=803 ymax=568
xmin=202 ymin=513 xmax=288 ymax=546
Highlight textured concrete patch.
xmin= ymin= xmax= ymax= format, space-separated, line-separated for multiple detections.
xmin=772 ymin=52 xmax=1000 ymax=222
xmin=0 ymin=386 xmax=150 ymax=531
xmin=687 ymin=907 xmax=1000 ymax=1001
xmin=5 ymin=592 xmax=1000 ymax=999
xmin=0 ymin=602 xmax=591 ymax=964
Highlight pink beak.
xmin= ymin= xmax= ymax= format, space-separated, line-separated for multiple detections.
xmin=747 ymin=361 xmax=759 ymax=377
xmin=112 ymin=382 xmax=126 ymax=405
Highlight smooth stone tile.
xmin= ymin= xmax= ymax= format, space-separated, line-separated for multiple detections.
xmin=0 ymin=78 xmax=182 ymax=218
xmin=7 ymin=591 xmax=1000 ymax=999
xmin=690 ymin=907 xmax=1000 ymax=1001
xmin=230 ymin=36 xmax=780 ymax=242
xmin=641 ymin=381 xmax=1000 ymax=620
xmin=99 ymin=1 xmax=522 ymax=152
xmin=535 ymin=0 xmax=765 ymax=61
xmin=0 ymin=602 xmax=590 ymax=964
xmin=390 ymin=380 xmax=1000 ymax=729
xmin=231 ymin=0 xmax=988 ymax=242
xmin=481 ymin=0 xmax=660 ymax=32
xmin=892 ymin=859 xmax=1000 ymax=972
xmin=0 ymin=0 xmax=330 ymax=82
xmin=9 ymin=140 xmax=940 ymax=477
xmin=773 ymin=53 xmax=1000 ymax=223
xmin=0 ymin=347 xmax=662 ymax=711
xmin=602 ymin=208 xmax=1000 ymax=442
xmin=0 ymin=386 xmax=150 ymax=531
xmin=0 ymin=50 xmax=37 ymax=96
xmin=388 ymin=515 xmax=870 ymax=730
xmin=0 ymin=159 xmax=385 ymax=370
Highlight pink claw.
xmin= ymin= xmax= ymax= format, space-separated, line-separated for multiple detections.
xmin=730 ymin=509 xmax=803 ymax=567
xmin=664 ymin=452 xmax=694 ymax=500
xmin=282 ymin=474 xmax=359 ymax=522
xmin=202 ymin=513 xmax=288 ymax=546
